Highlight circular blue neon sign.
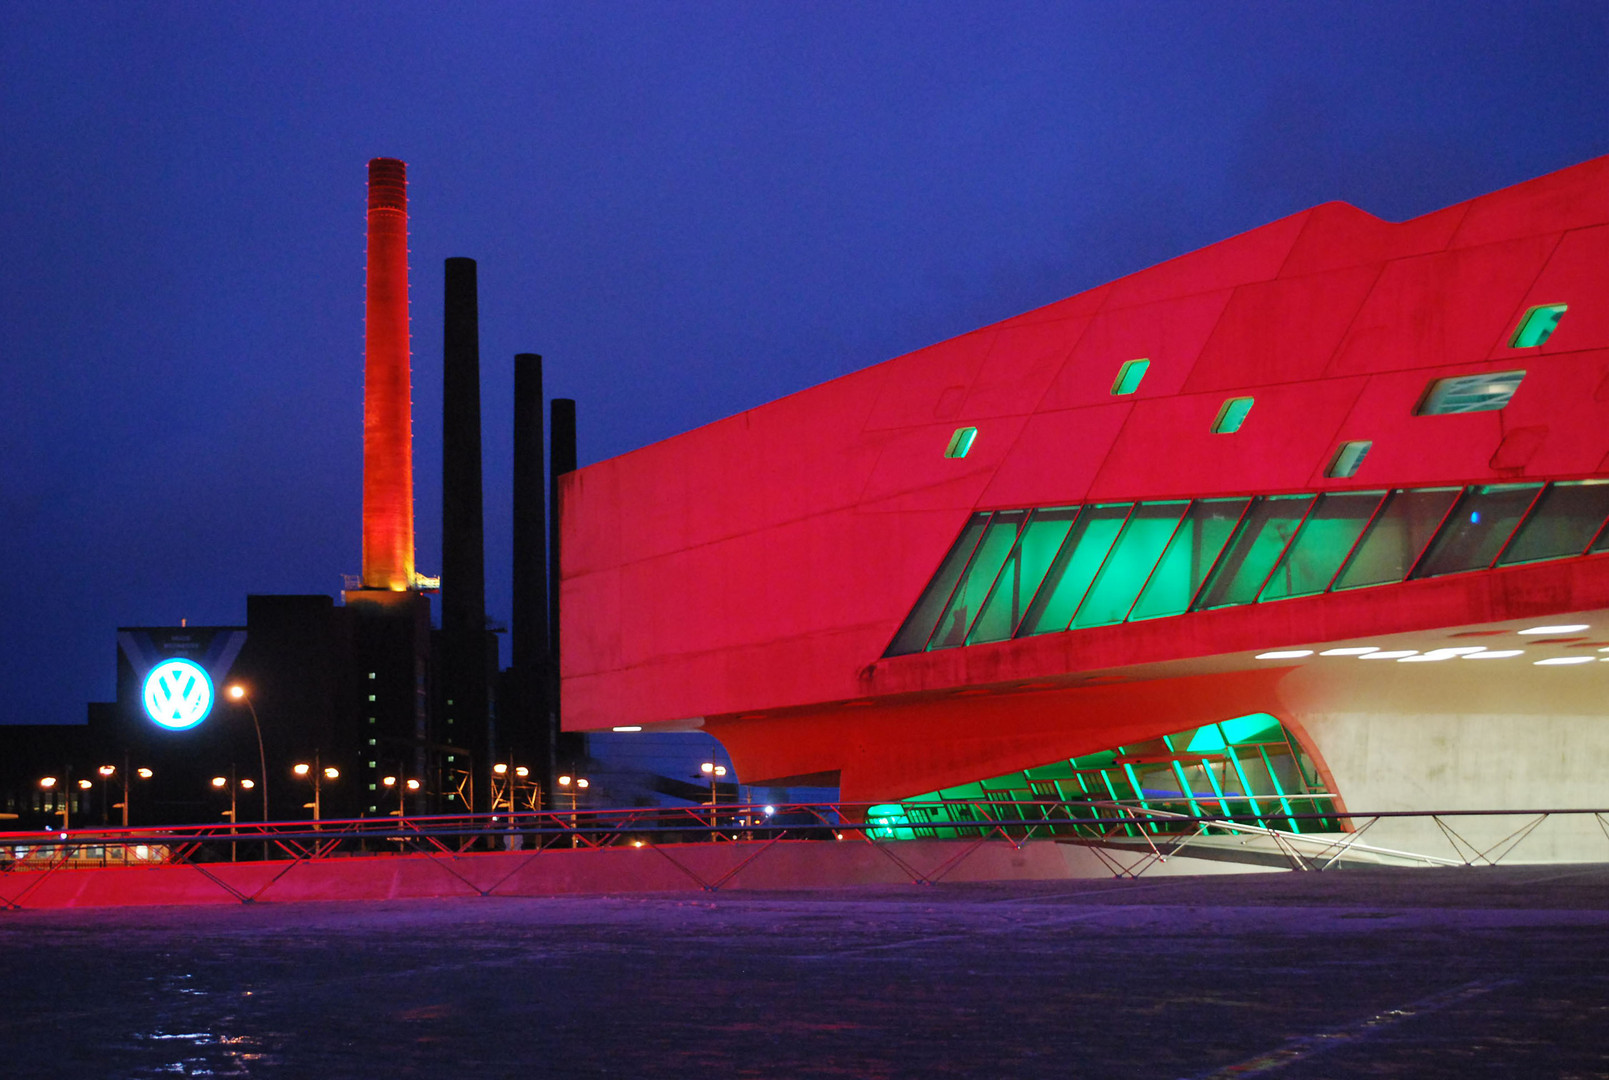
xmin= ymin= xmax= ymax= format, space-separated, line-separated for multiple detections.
xmin=142 ymin=658 xmax=215 ymax=730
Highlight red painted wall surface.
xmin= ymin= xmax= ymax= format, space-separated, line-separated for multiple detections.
xmin=560 ymin=158 xmax=1609 ymax=795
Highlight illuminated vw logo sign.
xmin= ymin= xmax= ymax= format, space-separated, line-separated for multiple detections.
xmin=142 ymin=659 xmax=215 ymax=730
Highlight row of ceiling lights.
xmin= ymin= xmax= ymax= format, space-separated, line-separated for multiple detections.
xmin=1257 ymin=625 xmax=1607 ymax=665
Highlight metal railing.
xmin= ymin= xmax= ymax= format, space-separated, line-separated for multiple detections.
xmin=4 ymin=799 xmax=1608 ymax=907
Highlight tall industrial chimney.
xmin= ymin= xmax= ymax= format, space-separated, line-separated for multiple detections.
xmin=362 ymin=157 xmax=415 ymax=591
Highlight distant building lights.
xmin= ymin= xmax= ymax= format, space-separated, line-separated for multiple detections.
xmin=1255 ymin=650 xmax=1312 ymax=660
xmin=1519 ymin=625 xmax=1590 ymax=635
xmin=1535 ymin=657 xmax=1595 ymax=666
xmin=1320 ymin=647 xmax=1378 ymax=656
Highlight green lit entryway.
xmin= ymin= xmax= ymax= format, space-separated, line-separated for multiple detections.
xmin=869 ymin=713 xmax=1339 ymax=840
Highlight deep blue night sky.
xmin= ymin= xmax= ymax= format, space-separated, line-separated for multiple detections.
xmin=2 ymin=2 xmax=1605 ymax=725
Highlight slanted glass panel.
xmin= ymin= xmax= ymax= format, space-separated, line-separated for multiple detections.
xmin=1130 ymin=498 xmax=1251 ymax=620
xmin=1071 ymin=501 xmax=1188 ymax=627
xmin=1498 ymin=481 xmax=1609 ymax=565
xmin=1111 ymin=359 xmax=1149 ymax=396
xmin=943 ymin=426 xmax=978 ymax=458
xmin=1212 ymin=396 xmax=1254 ymax=433
xmin=1325 ymin=440 xmax=1372 ymax=479
xmin=1510 ymin=303 xmax=1567 ymax=348
xmin=1411 ymin=484 xmax=1543 ymax=578
xmin=927 ymin=511 xmax=1026 ymax=649
xmin=1260 ymin=491 xmax=1386 ymax=601
xmin=1194 ymin=495 xmax=1315 ymax=609
xmin=1415 ymin=371 xmax=1525 ymax=414
xmin=1333 ymin=487 xmax=1459 ymax=590
xmin=1017 ymin=504 xmax=1131 ymax=636
xmin=1595 ymin=522 xmax=1609 ymax=554
xmin=884 ymin=513 xmax=990 ymax=656
xmin=967 ymin=508 xmax=1079 ymax=644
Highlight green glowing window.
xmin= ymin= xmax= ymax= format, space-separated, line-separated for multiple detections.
xmin=1211 ymin=397 xmax=1254 ymax=433
xmin=1510 ymin=303 xmax=1567 ymax=348
xmin=1332 ymin=487 xmax=1459 ymax=590
xmin=1498 ymin=481 xmax=1609 ymax=565
xmin=943 ymin=426 xmax=978 ymax=458
xmin=1326 ymin=440 xmax=1372 ymax=479
xmin=1195 ymin=495 xmax=1314 ymax=609
xmin=1411 ymin=484 xmax=1543 ymax=578
xmin=967 ymin=508 xmax=1079 ymax=644
xmin=1416 ymin=371 xmax=1525 ymax=415
xmin=1017 ymin=504 xmax=1131 ymax=636
xmin=1260 ymin=491 xmax=1386 ymax=601
xmin=1072 ymin=501 xmax=1188 ymax=627
xmin=928 ymin=511 xmax=1026 ymax=650
xmin=1110 ymin=359 xmax=1150 ymax=396
xmin=885 ymin=513 xmax=990 ymax=656
xmin=1129 ymin=498 xmax=1250 ymax=620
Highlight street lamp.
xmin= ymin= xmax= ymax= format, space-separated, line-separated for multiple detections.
xmin=557 ymin=774 xmax=588 ymax=848
xmin=97 ymin=765 xmax=115 ymax=826
xmin=40 ymin=773 xmax=73 ymax=831
xmin=700 ymin=762 xmax=727 ymax=838
xmin=381 ymin=775 xmax=420 ymax=818
xmin=225 ymin=685 xmax=270 ymax=827
xmin=211 ymin=770 xmax=256 ymax=860
xmin=293 ymin=754 xmax=339 ymax=824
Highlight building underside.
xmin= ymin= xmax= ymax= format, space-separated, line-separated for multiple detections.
xmin=559 ymin=156 xmax=1609 ymax=861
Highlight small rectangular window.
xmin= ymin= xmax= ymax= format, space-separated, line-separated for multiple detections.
xmin=1510 ymin=303 xmax=1567 ymax=348
xmin=944 ymin=426 xmax=978 ymax=458
xmin=1212 ymin=397 xmax=1254 ymax=433
xmin=1415 ymin=372 xmax=1525 ymax=415
xmin=1326 ymin=441 xmax=1372 ymax=479
xmin=1111 ymin=359 xmax=1149 ymax=396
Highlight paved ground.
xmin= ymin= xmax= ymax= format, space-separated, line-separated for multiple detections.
xmin=3 ymin=864 xmax=1608 ymax=1079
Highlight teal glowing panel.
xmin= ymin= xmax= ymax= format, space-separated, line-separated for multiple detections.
xmin=1260 ymin=491 xmax=1385 ymax=601
xmin=1211 ymin=396 xmax=1254 ymax=433
xmin=1017 ymin=504 xmax=1130 ymax=636
xmin=1195 ymin=495 xmax=1314 ymax=609
xmin=928 ymin=511 xmax=1025 ymax=649
xmin=944 ymin=426 xmax=978 ymax=458
xmin=968 ymin=508 xmax=1079 ymax=644
xmin=1111 ymin=359 xmax=1149 ymax=396
xmin=1129 ymin=498 xmax=1249 ymax=620
xmin=1071 ymin=501 xmax=1187 ymax=627
xmin=1510 ymin=303 xmax=1567 ymax=348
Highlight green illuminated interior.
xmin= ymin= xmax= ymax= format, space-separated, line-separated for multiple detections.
xmin=1510 ymin=303 xmax=1567 ymax=348
xmin=886 ymin=478 xmax=1609 ymax=656
xmin=1111 ymin=358 xmax=1150 ymax=395
xmin=944 ymin=426 xmax=979 ymax=458
xmin=1212 ymin=396 xmax=1254 ymax=433
xmin=868 ymin=714 xmax=1338 ymax=839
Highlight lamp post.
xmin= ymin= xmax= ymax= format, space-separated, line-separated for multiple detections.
xmin=225 ymin=685 xmax=270 ymax=827
xmin=293 ymin=752 xmax=339 ymax=825
xmin=557 ymin=774 xmax=588 ymax=847
xmin=97 ymin=765 xmax=116 ymax=826
xmin=382 ymin=775 xmax=420 ymax=818
xmin=701 ymin=762 xmax=727 ymax=839
xmin=110 ymin=757 xmax=155 ymax=828
xmin=39 ymin=772 xmax=68 ymax=832
xmin=211 ymin=769 xmax=255 ymax=861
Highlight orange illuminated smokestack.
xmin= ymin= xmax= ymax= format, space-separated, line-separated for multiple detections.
xmin=362 ymin=157 xmax=415 ymax=590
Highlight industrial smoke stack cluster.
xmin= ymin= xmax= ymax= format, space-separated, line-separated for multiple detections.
xmin=354 ymin=156 xmax=571 ymax=808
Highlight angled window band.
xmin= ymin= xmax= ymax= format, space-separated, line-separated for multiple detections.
xmin=1510 ymin=303 xmax=1567 ymax=348
xmin=1211 ymin=397 xmax=1254 ymax=433
xmin=944 ymin=426 xmax=978 ymax=458
xmin=1111 ymin=359 xmax=1150 ymax=396
xmin=883 ymin=477 xmax=1609 ymax=657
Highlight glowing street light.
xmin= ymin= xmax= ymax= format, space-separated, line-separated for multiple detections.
xmin=381 ymin=774 xmax=421 ymax=817
xmin=557 ymin=774 xmax=589 ymax=847
xmin=292 ymin=752 xmax=338 ymax=824
xmin=701 ymin=762 xmax=728 ymax=840
xmin=224 ymin=684 xmax=270 ymax=828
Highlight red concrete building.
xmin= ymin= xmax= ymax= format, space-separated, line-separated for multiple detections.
xmin=560 ymin=157 xmax=1609 ymax=859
